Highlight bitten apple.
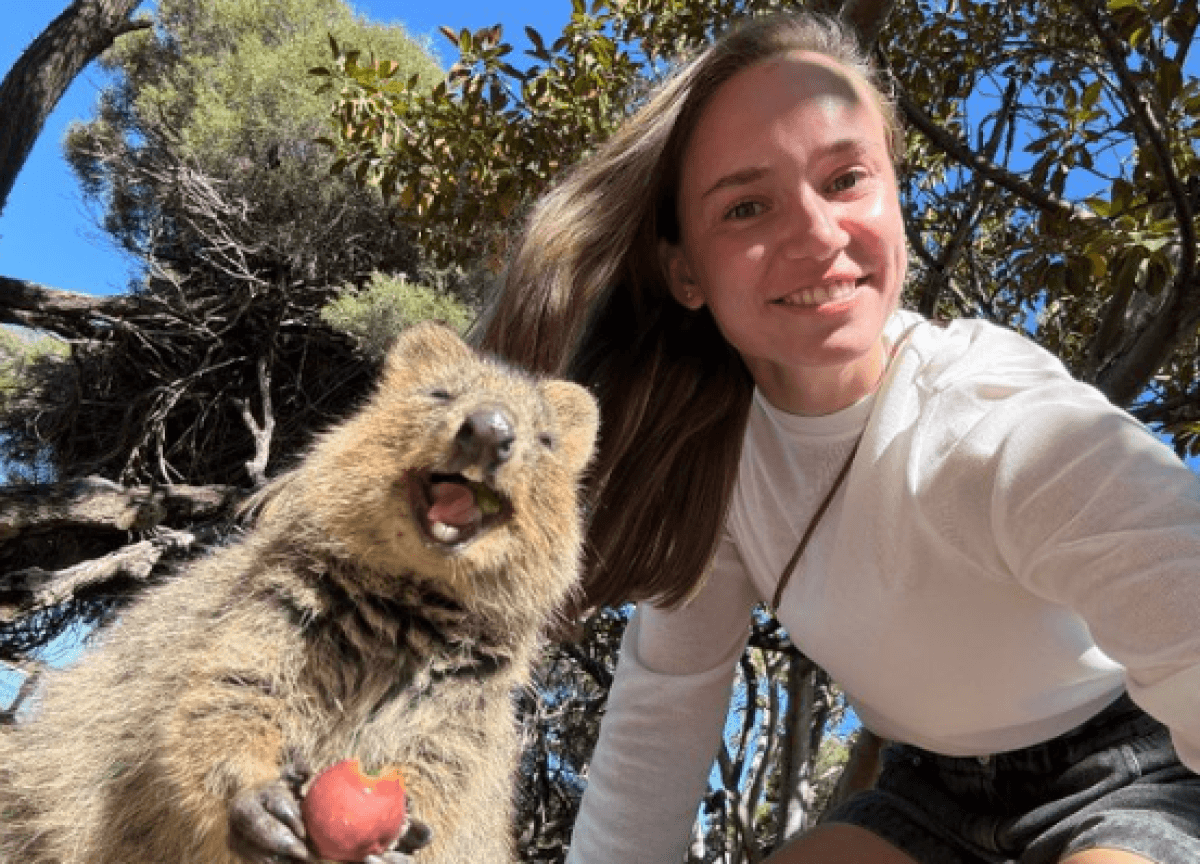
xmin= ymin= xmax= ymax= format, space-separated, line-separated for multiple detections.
xmin=301 ymin=758 xmax=408 ymax=862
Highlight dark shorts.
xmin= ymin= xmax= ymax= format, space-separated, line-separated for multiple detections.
xmin=826 ymin=693 xmax=1200 ymax=863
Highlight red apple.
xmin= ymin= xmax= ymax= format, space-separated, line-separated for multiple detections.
xmin=301 ymin=758 xmax=408 ymax=862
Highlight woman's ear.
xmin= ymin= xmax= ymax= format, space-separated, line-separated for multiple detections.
xmin=659 ymin=240 xmax=705 ymax=310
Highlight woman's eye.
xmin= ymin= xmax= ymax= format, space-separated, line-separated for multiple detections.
xmin=828 ymin=169 xmax=867 ymax=193
xmin=725 ymin=200 xmax=764 ymax=220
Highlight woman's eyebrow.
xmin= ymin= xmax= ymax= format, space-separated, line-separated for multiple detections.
xmin=701 ymin=166 xmax=769 ymax=200
xmin=699 ymin=139 xmax=879 ymax=201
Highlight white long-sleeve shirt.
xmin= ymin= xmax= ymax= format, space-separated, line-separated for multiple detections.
xmin=566 ymin=311 xmax=1200 ymax=864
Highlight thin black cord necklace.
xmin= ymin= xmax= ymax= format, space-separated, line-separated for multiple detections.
xmin=769 ymin=322 xmax=927 ymax=613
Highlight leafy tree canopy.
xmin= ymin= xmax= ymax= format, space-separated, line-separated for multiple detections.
xmin=320 ymin=0 xmax=1200 ymax=452
xmin=67 ymin=0 xmax=443 ymax=265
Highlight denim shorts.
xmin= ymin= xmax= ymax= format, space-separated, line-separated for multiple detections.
xmin=826 ymin=693 xmax=1200 ymax=863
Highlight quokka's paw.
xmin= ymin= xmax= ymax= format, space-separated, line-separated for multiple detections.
xmin=368 ymin=818 xmax=434 ymax=861
xmin=229 ymin=775 xmax=313 ymax=863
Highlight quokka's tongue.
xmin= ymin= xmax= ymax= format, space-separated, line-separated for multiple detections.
xmin=428 ymin=482 xmax=481 ymax=528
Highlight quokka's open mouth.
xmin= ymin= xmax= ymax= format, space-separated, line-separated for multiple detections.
xmin=407 ymin=469 xmax=513 ymax=549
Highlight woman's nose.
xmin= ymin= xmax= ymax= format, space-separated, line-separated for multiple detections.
xmin=781 ymin=188 xmax=848 ymax=259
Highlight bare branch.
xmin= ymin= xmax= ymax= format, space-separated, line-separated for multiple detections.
xmin=0 ymin=275 xmax=142 ymax=337
xmin=0 ymin=477 xmax=239 ymax=543
xmin=776 ymin=661 xmax=820 ymax=842
xmin=237 ymin=354 xmax=276 ymax=488
xmin=1 ymin=528 xmax=202 ymax=624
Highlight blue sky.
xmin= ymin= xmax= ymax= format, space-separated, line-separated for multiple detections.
xmin=0 ymin=0 xmax=572 ymax=299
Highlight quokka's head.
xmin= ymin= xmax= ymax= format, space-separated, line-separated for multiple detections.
xmin=291 ymin=321 xmax=599 ymax=596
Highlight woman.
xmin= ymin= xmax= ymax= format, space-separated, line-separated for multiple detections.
xmin=477 ymin=12 xmax=1200 ymax=864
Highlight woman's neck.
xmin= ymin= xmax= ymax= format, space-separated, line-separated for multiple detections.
xmin=751 ymin=338 xmax=888 ymax=417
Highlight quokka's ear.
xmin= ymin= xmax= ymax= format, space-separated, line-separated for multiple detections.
xmin=382 ymin=321 xmax=475 ymax=387
xmin=539 ymin=379 xmax=599 ymax=474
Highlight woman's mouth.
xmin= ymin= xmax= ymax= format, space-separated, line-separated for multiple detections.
xmin=772 ymin=279 xmax=865 ymax=308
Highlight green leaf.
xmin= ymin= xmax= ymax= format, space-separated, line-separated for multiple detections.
xmin=1156 ymin=60 xmax=1183 ymax=106
xmin=526 ymin=26 xmax=548 ymax=59
xmin=1085 ymin=196 xmax=1114 ymax=217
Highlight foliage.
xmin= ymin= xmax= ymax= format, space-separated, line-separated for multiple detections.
xmin=885 ymin=0 xmax=1200 ymax=421
xmin=308 ymin=0 xmax=816 ymax=268
xmin=0 ymin=327 xmax=66 ymax=404
xmin=321 ymin=269 xmax=473 ymax=358
xmin=0 ymin=328 xmax=67 ymax=484
xmin=0 ymin=0 xmax=453 ymax=489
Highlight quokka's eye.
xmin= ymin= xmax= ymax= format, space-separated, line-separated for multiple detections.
xmin=429 ymin=389 xmax=453 ymax=401
xmin=539 ymin=433 xmax=555 ymax=449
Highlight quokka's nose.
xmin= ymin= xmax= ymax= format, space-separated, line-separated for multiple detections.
xmin=452 ymin=407 xmax=516 ymax=472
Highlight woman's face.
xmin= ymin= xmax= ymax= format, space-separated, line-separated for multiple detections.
xmin=661 ymin=51 xmax=907 ymax=414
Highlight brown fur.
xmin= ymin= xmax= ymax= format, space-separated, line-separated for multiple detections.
xmin=0 ymin=322 xmax=599 ymax=864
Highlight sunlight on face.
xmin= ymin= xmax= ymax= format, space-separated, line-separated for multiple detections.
xmin=662 ymin=51 xmax=908 ymax=415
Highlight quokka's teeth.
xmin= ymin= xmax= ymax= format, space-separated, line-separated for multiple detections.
xmin=430 ymin=522 xmax=461 ymax=543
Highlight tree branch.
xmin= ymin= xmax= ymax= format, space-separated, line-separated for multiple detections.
xmin=0 ymin=661 xmax=41 ymax=724
xmin=0 ymin=274 xmax=141 ymax=337
xmin=817 ymin=728 xmax=885 ymax=822
xmin=0 ymin=528 xmax=203 ymax=624
xmin=0 ymin=0 xmax=150 ymax=216
xmin=1070 ymin=0 xmax=1200 ymax=405
xmin=1071 ymin=0 xmax=1196 ymax=264
xmin=237 ymin=353 xmax=276 ymax=488
xmin=893 ymin=85 xmax=1094 ymax=224
xmin=916 ymin=77 xmax=1018 ymax=317
xmin=1131 ymin=392 xmax=1200 ymax=428
xmin=0 ymin=477 xmax=239 ymax=544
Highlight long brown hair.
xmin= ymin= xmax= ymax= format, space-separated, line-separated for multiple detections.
xmin=476 ymin=12 xmax=898 ymax=612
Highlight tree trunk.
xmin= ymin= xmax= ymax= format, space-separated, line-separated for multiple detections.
xmin=0 ymin=0 xmax=150 ymax=217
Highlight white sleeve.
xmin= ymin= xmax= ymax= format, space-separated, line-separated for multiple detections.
xmin=566 ymin=537 xmax=757 ymax=864
xmin=983 ymin=375 xmax=1200 ymax=771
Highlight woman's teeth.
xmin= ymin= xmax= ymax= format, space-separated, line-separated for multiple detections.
xmin=776 ymin=281 xmax=860 ymax=307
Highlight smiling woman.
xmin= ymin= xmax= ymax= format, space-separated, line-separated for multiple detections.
xmin=478 ymin=9 xmax=1200 ymax=864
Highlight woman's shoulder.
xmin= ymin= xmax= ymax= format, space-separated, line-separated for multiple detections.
xmin=895 ymin=311 xmax=1080 ymax=397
